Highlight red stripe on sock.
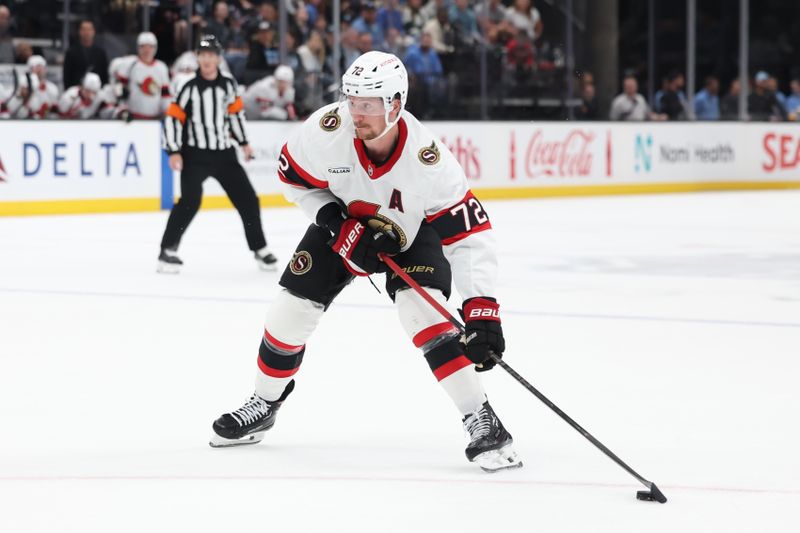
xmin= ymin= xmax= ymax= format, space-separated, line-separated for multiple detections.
xmin=264 ymin=329 xmax=304 ymax=353
xmin=413 ymin=323 xmax=458 ymax=348
xmin=432 ymin=355 xmax=472 ymax=381
xmin=257 ymin=357 xmax=299 ymax=378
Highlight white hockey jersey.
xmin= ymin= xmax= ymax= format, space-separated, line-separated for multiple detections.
xmin=57 ymin=85 xmax=118 ymax=119
xmin=109 ymin=55 xmax=170 ymax=118
xmin=278 ymin=103 xmax=497 ymax=300
xmin=243 ymin=76 xmax=296 ymax=120
xmin=2 ymin=73 xmax=59 ymax=118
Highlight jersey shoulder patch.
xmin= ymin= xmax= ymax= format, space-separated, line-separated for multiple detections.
xmin=417 ymin=140 xmax=441 ymax=165
xmin=319 ymin=107 xmax=342 ymax=132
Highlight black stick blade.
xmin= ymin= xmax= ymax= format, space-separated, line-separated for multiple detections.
xmin=636 ymin=483 xmax=667 ymax=504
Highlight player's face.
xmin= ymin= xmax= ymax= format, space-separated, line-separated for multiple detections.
xmin=347 ymin=96 xmax=392 ymax=140
xmin=138 ymin=44 xmax=156 ymax=62
xmin=80 ymin=88 xmax=97 ymax=101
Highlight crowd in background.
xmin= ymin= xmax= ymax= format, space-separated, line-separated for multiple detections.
xmin=605 ymin=69 xmax=800 ymax=122
xmin=1 ymin=0 xmax=799 ymax=121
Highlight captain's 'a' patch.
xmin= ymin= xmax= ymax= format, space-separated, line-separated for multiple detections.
xmin=389 ymin=188 xmax=404 ymax=212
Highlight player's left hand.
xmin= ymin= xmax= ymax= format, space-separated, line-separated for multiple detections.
xmin=242 ymin=144 xmax=255 ymax=161
xmin=460 ymin=297 xmax=505 ymax=372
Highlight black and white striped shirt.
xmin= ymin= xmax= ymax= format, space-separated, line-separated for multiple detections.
xmin=163 ymin=70 xmax=248 ymax=154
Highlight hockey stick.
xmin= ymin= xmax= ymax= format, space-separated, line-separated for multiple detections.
xmin=380 ymin=254 xmax=667 ymax=504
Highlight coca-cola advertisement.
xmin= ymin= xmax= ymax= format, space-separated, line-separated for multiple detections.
xmin=510 ymin=127 xmax=612 ymax=180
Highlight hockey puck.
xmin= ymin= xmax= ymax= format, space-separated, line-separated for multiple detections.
xmin=636 ymin=491 xmax=656 ymax=501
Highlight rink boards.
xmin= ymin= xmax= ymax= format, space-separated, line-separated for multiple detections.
xmin=1 ymin=119 xmax=799 ymax=216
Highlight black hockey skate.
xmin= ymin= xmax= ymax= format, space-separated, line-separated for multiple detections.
xmin=157 ymin=248 xmax=183 ymax=274
xmin=209 ymin=380 xmax=294 ymax=448
xmin=254 ymin=248 xmax=279 ymax=272
xmin=463 ymin=401 xmax=523 ymax=472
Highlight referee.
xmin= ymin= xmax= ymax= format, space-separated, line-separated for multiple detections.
xmin=159 ymin=34 xmax=277 ymax=273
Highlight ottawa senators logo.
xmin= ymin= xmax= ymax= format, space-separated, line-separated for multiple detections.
xmin=365 ymin=216 xmax=407 ymax=248
xmin=418 ymin=141 xmax=440 ymax=165
xmin=289 ymin=251 xmax=313 ymax=275
xmin=139 ymin=76 xmax=159 ymax=96
xmin=319 ymin=109 xmax=341 ymax=132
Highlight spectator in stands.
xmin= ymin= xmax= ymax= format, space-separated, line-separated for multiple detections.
xmin=402 ymin=0 xmax=427 ymax=42
xmin=719 ymin=78 xmax=741 ymax=120
xmin=405 ymin=31 xmax=444 ymax=85
xmin=694 ymin=75 xmax=720 ymax=120
xmin=422 ymin=7 xmax=456 ymax=55
xmin=305 ymin=0 xmax=322 ymax=28
xmin=63 ymin=20 xmax=109 ymax=89
xmin=476 ymin=0 xmax=510 ymax=37
xmin=14 ymin=40 xmax=32 ymax=64
xmin=204 ymin=1 xmax=233 ymax=49
xmin=575 ymin=81 xmax=598 ymax=120
xmin=243 ymin=65 xmax=297 ymax=120
xmin=767 ymin=75 xmax=787 ymax=111
xmin=449 ymin=0 xmax=478 ymax=47
xmin=378 ymin=0 xmax=405 ymax=36
xmin=245 ymin=21 xmax=280 ymax=83
xmin=294 ymin=3 xmax=312 ymax=41
xmin=357 ymin=32 xmax=374 ymax=55
xmin=352 ymin=2 xmax=384 ymax=50
xmin=609 ymin=75 xmax=665 ymax=121
xmin=0 ymin=5 xmax=14 ymax=64
xmin=297 ymin=30 xmax=328 ymax=113
xmin=748 ymin=71 xmax=787 ymax=121
xmin=383 ymin=27 xmax=407 ymax=59
xmin=505 ymin=0 xmax=543 ymax=41
xmin=652 ymin=76 xmax=667 ymax=113
xmin=505 ymin=32 xmax=534 ymax=85
xmin=341 ymin=27 xmax=362 ymax=71
xmin=660 ymin=70 xmax=687 ymax=120
xmin=245 ymin=2 xmax=278 ymax=40
xmin=785 ymin=77 xmax=800 ymax=121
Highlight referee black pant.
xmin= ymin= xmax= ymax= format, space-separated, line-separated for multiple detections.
xmin=160 ymin=147 xmax=267 ymax=252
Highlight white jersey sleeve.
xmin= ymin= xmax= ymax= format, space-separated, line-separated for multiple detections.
xmin=277 ymin=107 xmax=339 ymax=222
xmin=423 ymin=141 xmax=497 ymax=301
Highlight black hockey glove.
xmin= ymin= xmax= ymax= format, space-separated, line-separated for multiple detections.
xmin=460 ymin=297 xmax=505 ymax=372
xmin=318 ymin=203 xmax=400 ymax=275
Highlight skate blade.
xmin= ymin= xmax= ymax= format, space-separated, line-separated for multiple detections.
xmin=255 ymin=260 xmax=278 ymax=272
xmin=473 ymin=444 xmax=523 ymax=473
xmin=157 ymin=261 xmax=181 ymax=274
xmin=209 ymin=430 xmax=267 ymax=448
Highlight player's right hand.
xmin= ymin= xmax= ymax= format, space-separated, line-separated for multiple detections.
xmin=168 ymin=153 xmax=183 ymax=171
xmin=329 ymin=217 xmax=401 ymax=275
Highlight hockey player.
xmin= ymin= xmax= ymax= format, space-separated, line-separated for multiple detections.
xmin=109 ymin=32 xmax=171 ymax=119
xmin=242 ymin=64 xmax=297 ymax=120
xmin=210 ymin=51 xmax=521 ymax=472
xmin=57 ymin=73 xmax=119 ymax=119
xmin=3 ymin=56 xmax=60 ymax=118
xmin=170 ymin=51 xmax=199 ymax=96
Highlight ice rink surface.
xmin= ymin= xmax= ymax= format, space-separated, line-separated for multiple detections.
xmin=1 ymin=191 xmax=799 ymax=532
